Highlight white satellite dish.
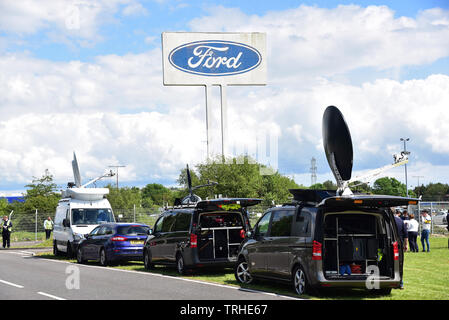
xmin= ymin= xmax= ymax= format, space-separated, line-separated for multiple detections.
xmin=72 ymin=152 xmax=82 ymax=188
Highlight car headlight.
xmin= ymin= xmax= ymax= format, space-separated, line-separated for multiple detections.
xmin=73 ymin=233 xmax=85 ymax=241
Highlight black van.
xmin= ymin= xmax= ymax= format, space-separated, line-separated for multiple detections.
xmin=143 ymin=198 xmax=261 ymax=274
xmin=235 ymin=189 xmax=418 ymax=296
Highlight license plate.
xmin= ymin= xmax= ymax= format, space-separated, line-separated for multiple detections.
xmin=130 ymin=240 xmax=143 ymax=245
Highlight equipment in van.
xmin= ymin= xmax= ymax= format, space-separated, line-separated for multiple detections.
xmin=53 ymin=152 xmax=116 ymax=257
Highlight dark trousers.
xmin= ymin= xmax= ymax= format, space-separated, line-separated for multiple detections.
xmin=408 ymin=231 xmax=419 ymax=252
xmin=45 ymin=229 xmax=52 ymax=240
xmin=421 ymin=229 xmax=430 ymax=252
xmin=2 ymin=232 xmax=10 ymax=248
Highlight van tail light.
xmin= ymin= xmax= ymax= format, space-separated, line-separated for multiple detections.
xmin=190 ymin=234 xmax=198 ymax=248
xmin=393 ymin=241 xmax=399 ymax=260
xmin=312 ymin=240 xmax=322 ymax=260
xmin=111 ymin=236 xmax=127 ymax=242
xmin=240 ymin=229 xmax=246 ymax=239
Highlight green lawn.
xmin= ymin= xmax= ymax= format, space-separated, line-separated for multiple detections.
xmin=35 ymin=236 xmax=449 ymax=300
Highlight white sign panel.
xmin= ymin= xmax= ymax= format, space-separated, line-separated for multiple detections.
xmin=162 ymin=32 xmax=267 ymax=86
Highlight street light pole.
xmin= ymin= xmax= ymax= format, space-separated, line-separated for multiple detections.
xmin=109 ymin=165 xmax=126 ymax=189
xmin=412 ymin=175 xmax=424 ymax=196
xmin=400 ymin=138 xmax=410 ymax=197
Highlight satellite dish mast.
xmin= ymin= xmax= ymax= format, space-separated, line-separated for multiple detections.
xmin=322 ymin=106 xmax=409 ymax=196
xmin=180 ymin=164 xmax=218 ymax=205
xmin=62 ymin=152 xmax=116 ymax=201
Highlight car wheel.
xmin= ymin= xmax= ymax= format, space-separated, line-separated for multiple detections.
xmin=76 ymin=247 xmax=86 ymax=264
xmin=99 ymin=248 xmax=109 ymax=266
xmin=292 ymin=265 xmax=308 ymax=296
xmin=144 ymin=249 xmax=153 ymax=270
xmin=176 ymin=253 xmax=186 ymax=275
xmin=53 ymin=241 xmax=61 ymax=256
xmin=66 ymin=242 xmax=73 ymax=258
xmin=235 ymin=258 xmax=253 ymax=284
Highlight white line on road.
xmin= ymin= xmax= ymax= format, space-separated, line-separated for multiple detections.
xmin=37 ymin=291 xmax=66 ymax=300
xmin=0 ymin=279 xmax=24 ymax=289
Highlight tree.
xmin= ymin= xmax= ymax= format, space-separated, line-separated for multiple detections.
xmin=416 ymin=183 xmax=449 ymax=201
xmin=22 ymin=169 xmax=60 ymax=213
xmin=372 ymin=177 xmax=408 ymax=197
xmin=141 ymin=183 xmax=174 ymax=207
xmin=106 ymin=185 xmax=142 ymax=210
xmin=177 ymin=155 xmax=300 ymax=206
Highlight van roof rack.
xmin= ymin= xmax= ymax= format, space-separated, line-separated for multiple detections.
xmin=288 ymin=189 xmax=336 ymax=204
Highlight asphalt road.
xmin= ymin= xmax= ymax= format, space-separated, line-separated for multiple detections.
xmin=0 ymin=249 xmax=298 ymax=301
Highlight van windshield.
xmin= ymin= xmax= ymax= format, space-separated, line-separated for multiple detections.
xmin=71 ymin=208 xmax=114 ymax=225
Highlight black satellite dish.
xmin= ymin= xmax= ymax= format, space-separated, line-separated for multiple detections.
xmin=179 ymin=164 xmax=218 ymax=205
xmin=322 ymin=106 xmax=353 ymax=194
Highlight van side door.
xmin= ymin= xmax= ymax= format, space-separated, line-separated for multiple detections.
xmin=150 ymin=216 xmax=165 ymax=263
xmin=290 ymin=209 xmax=314 ymax=270
xmin=168 ymin=211 xmax=192 ymax=262
xmin=246 ymin=210 xmax=272 ymax=277
xmin=266 ymin=209 xmax=296 ymax=280
xmin=160 ymin=212 xmax=176 ymax=263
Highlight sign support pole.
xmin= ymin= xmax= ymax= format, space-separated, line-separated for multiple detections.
xmin=205 ymin=84 xmax=212 ymax=160
xmin=220 ymin=84 xmax=228 ymax=162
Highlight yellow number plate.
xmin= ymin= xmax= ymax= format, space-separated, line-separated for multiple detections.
xmin=130 ymin=240 xmax=143 ymax=245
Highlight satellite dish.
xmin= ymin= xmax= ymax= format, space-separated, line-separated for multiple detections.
xmin=178 ymin=164 xmax=218 ymax=205
xmin=322 ymin=106 xmax=353 ymax=194
xmin=72 ymin=152 xmax=82 ymax=188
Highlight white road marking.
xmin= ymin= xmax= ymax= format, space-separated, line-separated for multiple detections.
xmin=0 ymin=279 xmax=24 ymax=289
xmin=35 ymin=256 xmax=301 ymax=300
xmin=37 ymin=291 xmax=66 ymax=300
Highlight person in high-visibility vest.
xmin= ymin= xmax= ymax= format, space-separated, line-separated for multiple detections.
xmin=44 ymin=216 xmax=54 ymax=240
xmin=2 ymin=215 xmax=12 ymax=249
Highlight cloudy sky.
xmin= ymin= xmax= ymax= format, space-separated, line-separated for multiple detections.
xmin=1 ymin=0 xmax=449 ymax=195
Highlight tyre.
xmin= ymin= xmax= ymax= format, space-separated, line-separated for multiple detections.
xmin=53 ymin=241 xmax=61 ymax=256
xmin=143 ymin=249 xmax=153 ymax=270
xmin=370 ymin=287 xmax=392 ymax=295
xmin=292 ymin=265 xmax=309 ymax=296
xmin=176 ymin=253 xmax=186 ymax=275
xmin=99 ymin=248 xmax=109 ymax=266
xmin=66 ymin=242 xmax=73 ymax=258
xmin=76 ymin=247 xmax=86 ymax=264
xmin=235 ymin=258 xmax=253 ymax=284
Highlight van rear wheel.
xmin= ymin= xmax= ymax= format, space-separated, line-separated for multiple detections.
xmin=53 ymin=241 xmax=61 ymax=256
xmin=144 ymin=249 xmax=153 ymax=270
xmin=292 ymin=265 xmax=309 ymax=296
xmin=235 ymin=258 xmax=253 ymax=284
xmin=176 ymin=254 xmax=186 ymax=275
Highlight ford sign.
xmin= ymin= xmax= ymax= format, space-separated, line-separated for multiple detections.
xmin=168 ymin=40 xmax=262 ymax=77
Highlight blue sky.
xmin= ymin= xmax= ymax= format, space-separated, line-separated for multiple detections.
xmin=1 ymin=0 xmax=449 ymax=195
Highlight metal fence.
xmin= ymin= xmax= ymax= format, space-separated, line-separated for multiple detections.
xmin=7 ymin=203 xmax=447 ymax=242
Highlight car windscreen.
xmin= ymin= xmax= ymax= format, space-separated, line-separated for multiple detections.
xmin=199 ymin=212 xmax=243 ymax=228
xmin=116 ymin=225 xmax=150 ymax=235
xmin=71 ymin=208 xmax=114 ymax=225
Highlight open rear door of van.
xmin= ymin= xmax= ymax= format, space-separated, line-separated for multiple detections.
xmin=195 ymin=198 xmax=262 ymax=261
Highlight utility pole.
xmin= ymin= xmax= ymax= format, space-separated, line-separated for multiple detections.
xmin=109 ymin=165 xmax=126 ymax=189
xmin=412 ymin=175 xmax=424 ymax=196
xmin=400 ymin=138 xmax=410 ymax=197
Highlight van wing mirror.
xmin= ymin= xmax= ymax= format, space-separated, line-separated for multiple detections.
xmin=63 ymin=219 xmax=70 ymax=228
xmin=245 ymin=231 xmax=252 ymax=238
xmin=147 ymin=229 xmax=153 ymax=235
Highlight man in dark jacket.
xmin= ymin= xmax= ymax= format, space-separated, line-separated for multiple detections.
xmin=2 ymin=215 xmax=12 ymax=248
xmin=393 ymin=209 xmax=408 ymax=289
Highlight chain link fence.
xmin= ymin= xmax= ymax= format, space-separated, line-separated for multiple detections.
xmin=7 ymin=203 xmax=447 ymax=242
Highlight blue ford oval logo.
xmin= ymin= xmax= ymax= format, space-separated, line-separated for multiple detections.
xmin=169 ymin=40 xmax=262 ymax=76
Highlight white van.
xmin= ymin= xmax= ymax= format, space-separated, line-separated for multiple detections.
xmin=53 ymin=188 xmax=115 ymax=257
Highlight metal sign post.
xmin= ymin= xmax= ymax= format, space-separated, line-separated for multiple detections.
xmin=162 ymin=32 xmax=267 ymax=161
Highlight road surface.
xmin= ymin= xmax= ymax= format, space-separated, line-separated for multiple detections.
xmin=0 ymin=249 xmax=298 ymax=301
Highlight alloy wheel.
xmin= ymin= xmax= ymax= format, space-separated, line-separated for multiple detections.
xmin=236 ymin=261 xmax=253 ymax=284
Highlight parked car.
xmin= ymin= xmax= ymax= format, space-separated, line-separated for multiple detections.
xmin=234 ymin=189 xmax=417 ymax=296
xmin=433 ymin=210 xmax=448 ymax=225
xmin=143 ymin=198 xmax=261 ymax=274
xmin=76 ymin=223 xmax=151 ymax=266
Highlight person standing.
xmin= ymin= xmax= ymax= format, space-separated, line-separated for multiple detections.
xmin=44 ymin=216 xmax=54 ymax=240
xmin=2 ymin=215 xmax=12 ymax=249
xmin=405 ymin=214 xmax=419 ymax=252
xmin=401 ymin=209 xmax=409 ymax=221
xmin=421 ymin=209 xmax=431 ymax=252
